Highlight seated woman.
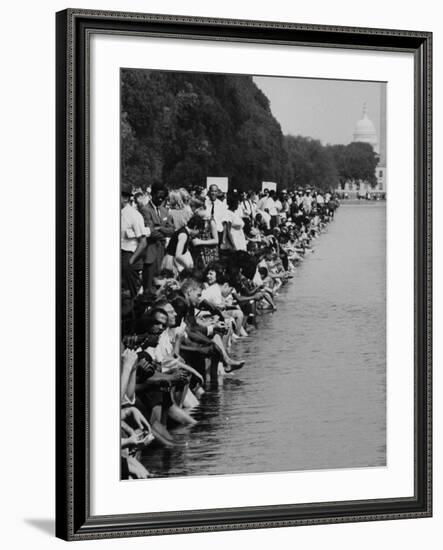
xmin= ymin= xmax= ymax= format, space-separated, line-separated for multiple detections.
xmin=255 ymin=209 xmax=271 ymax=230
xmin=258 ymin=266 xmax=280 ymax=296
xmin=231 ymin=268 xmax=276 ymax=312
xmin=201 ymin=268 xmax=248 ymax=338
xmin=299 ymin=224 xmax=313 ymax=249
xmin=261 ymin=252 xmax=286 ymax=291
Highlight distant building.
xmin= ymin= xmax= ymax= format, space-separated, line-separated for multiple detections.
xmin=338 ymin=95 xmax=386 ymax=198
xmin=353 ymin=103 xmax=379 ymax=154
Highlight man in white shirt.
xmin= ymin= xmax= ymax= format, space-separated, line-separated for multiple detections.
xmin=257 ymin=188 xmax=270 ymax=211
xmin=121 ymin=185 xmax=149 ymax=297
xmin=273 ymin=193 xmax=283 ymax=224
xmin=239 ymin=191 xmax=255 ymax=222
xmin=205 ymin=184 xmax=228 ymax=241
xmin=257 ymin=189 xmax=277 ymax=225
xmin=267 ymin=191 xmax=278 ymax=229
xmin=302 ymin=189 xmax=313 ymax=214
xmin=296 ymin=191 xmax=304 ymax=207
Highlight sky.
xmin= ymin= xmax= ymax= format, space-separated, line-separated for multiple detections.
xmin=253 ymin=75 xmax=385 ymax=148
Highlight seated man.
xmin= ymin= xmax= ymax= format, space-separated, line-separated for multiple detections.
xmin=231 ymin=268 xmax=276 ymax=312
xmin=148 ymin=305 xmax=200 ymax=422
xmin=132 ymin=315 xmax=188 ymax=446
xmin=151 ymin=269 xmax=176 ymax=298
xmin=120 ymin=347 xmax=153 ymax=479
xmin=172 ymin=277 xmax=245 ymax=378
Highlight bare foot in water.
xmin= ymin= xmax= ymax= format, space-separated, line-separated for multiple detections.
xmin=151 ymin=420 xmax=175 ymax=447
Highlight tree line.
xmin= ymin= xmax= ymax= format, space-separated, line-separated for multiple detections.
xmin=121 ymin=69 xmax=378 ymax=193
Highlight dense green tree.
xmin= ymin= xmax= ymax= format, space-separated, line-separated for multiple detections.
xmin=121 ymin=69 xmax=378 ymax=194
xmin=121 ymin=70 xmax=286 ymax=191
xmin=284 ymin=135 xmax=339 ymax=191
xmin=329 ymin=142 xmax=378 ymax=188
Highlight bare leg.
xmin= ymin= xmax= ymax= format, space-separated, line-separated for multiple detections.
xmin=149 ymin=405 xmax=174 ymax=446
xmin=211 ymin=334 xmax=244 ymax=372
xmin=211 ymin=333 xmax=238 ymax=365
xmin=260 ymin=291 xmax=276 ymax=310
xmin=226 ymin=309 xmax=246 ymax=336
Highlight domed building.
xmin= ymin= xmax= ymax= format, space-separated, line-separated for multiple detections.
xmin=353 ymin=103 xmax=379 ymax=154
xmin=336 ymin=100 xmax=386 ymax=199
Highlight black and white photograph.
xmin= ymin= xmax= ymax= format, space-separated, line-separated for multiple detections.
xmin=120 ymin=69 xmax=387 ymax=480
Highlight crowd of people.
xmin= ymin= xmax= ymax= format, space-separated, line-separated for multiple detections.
xmin=120 ymin=182 xmax=339 ymax=479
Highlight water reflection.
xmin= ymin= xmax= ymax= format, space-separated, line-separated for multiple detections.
xmin=141 ymin=204 xmax=386 ymax=478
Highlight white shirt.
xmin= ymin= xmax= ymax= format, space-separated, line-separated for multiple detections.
xmin=253 ymin=268 xmax=262 ymax=286
xmin=257 ymin=209 xmax=271 ymax=229
xmin=205 ymin=198 xmax=228 ymax=233
xmin=153 ymin=330 xmax=173 ymax=364
xmin=226 ymin=209 xmax=247 ymax=251
xmin=121 ymin=204 xmax=149 ymax=252
xmin=240 ymin=199 xmax=255 ymax=219
xmin=201 ymin=283 xmax=223 ymax=307
xmin=303 ymin=195 xmax=313 ymax=209
xmin=259 ymin=196 xmax=277 ymax=216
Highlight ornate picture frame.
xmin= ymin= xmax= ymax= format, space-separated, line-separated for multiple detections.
xmin=55 ymin=9 xmax=432 ymax=540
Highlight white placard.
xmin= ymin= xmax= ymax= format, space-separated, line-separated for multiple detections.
xmin=207 ymin=177 xmax=229 ymax=193
xmin=90 ymin=33 xmax=414 ymax=516
xmin=262 ymin=181 xmax=277 ymax=192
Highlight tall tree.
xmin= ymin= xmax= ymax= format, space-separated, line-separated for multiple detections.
xmin=121 ymin=70 xmax=287 ymax=191
xmin=284 ymin=135 xmax=339 ymax=191
xmin=329 ymin=142 xmax=378 ymax=188
xmin=121 ymin=69 xmax=374 ymax=194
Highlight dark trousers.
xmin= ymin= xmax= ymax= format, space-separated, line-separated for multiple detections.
xmin=121 ymin=250 xmax=142 ymax=298
xmin=142 ymin=262 xmax=156 ymax=296
xmin=136 ymin=389 xmax=172 ymax=420
xmin=121 ymin=456 xmax=130 ymax=480
xmin=142 ymin=248 xmax=165 ymax=295
xmin=181 ymin=349 xmax=207 ymax=380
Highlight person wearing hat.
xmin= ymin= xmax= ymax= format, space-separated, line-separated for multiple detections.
xmin=121 ymin=183 xmax=149 ymax=298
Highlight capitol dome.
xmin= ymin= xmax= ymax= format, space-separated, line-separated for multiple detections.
xmin=353 ymin=104 xmax=379 ymax=154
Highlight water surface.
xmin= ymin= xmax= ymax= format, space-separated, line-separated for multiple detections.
xmin=142 ymin=203 xmax=386 ymax=477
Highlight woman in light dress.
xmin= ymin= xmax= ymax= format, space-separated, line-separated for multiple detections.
xmin=225 ymin=194 xmax=247 ymax=251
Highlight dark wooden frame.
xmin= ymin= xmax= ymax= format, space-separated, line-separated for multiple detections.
xmin=56 ymin=8 xmax=432 ymax=541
